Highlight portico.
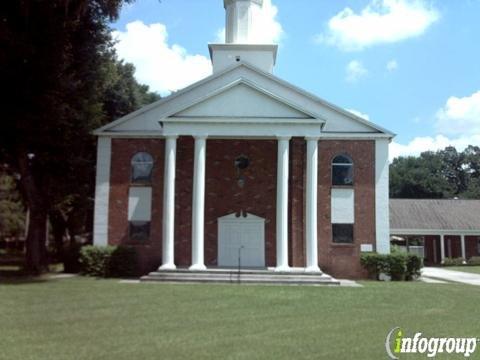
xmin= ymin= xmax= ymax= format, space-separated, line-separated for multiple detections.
xmin=157 ymin=111 xmax=325 ymax=272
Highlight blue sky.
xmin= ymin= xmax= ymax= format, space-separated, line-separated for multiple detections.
xmin=111 ymin=0 xmax=480 ymax=159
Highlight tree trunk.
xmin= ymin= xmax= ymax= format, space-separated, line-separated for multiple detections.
xmin=17 ymin=150 xmax=48 ymax=274
xmin=49 ymin=210 xmax=67 ymax=262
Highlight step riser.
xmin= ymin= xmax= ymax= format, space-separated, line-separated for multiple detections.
xmin=142 ymin=278 xmax=340 ymax=285
xmin=141 ymin=270 xmax=340 ymax=285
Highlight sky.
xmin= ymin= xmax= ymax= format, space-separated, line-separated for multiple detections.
xmin=111 ymin=0 xmax=480 ymax=160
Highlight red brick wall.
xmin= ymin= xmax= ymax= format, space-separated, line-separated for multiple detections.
xmin=317 ymin=140 xmax=375 ymax=279
xmin=445 ymin=235 xmax=461 ymax=258
xmin=109 ymin=138 xmax=165 ymax=274
xmin=424 ymin=235 xmax=440 ymax=265
xmin=174 ymin=137 xmax=194 ymax=266
xmin=289 ymin=138 xmax=305 ymax=267
xmin=108 ymin=137 xmax=376 ymax=278
xmin=203 ymin=139 xmax=277 ymax=267
xmin=466 ymin=236 xmax=480 ymax=259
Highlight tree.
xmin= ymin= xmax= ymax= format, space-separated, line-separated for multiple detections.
xmin=0 ymin=170 xmax=25 ymax=242
xmin=0 ymin=0 xmax=155 ymax=273
xmin=390 ymin=146 xmax=480 ymax=199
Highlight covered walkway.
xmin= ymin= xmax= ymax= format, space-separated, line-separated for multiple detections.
xmin=390 ymin=199 xmax=480 ymax=265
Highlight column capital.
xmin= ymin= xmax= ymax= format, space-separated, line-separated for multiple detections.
xmin=193 ymin=135 xmax=208 ymax=140
xmin=276 ymin=136 xmax=291 ymax=141
xmin=305 ymin=136 xmax=320 ymax=141
xmin=165 ymin=135 xmax=179 ymax=140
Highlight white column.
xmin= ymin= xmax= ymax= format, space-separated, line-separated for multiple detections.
xmin=160 ymin=136 xmax=177 ymax=270
xmin=190 ymin=136 xmax=207 ymax=271
xmin=93 ymin=137 xmax=111 ymax=246
xmin=305 ymin=137 xmax=320 ymax=272
xmin=461 ymin=234 xmax=466 ymax=264
xmin=440 ymin=235 xmax=445 ymax=264
xmin=375 ymin=139 xmax=390 ymax=254
xmin=275 ymin=136 xmax=290 ymax=272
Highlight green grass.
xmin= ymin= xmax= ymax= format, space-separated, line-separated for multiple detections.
xmin=445 ymin=266 xmax=480 ymax=274
xmin=0 ymin=277 xmax=479 ymax=360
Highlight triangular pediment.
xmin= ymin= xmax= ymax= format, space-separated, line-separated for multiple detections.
xmin=94 ymin=62 xmax=393 ymax=137
xmin=171 ymin=82 xmax=313 ymax=119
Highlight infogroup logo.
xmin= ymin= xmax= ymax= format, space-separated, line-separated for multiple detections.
xmin=385 ymin=327 xmax=479 ymax=359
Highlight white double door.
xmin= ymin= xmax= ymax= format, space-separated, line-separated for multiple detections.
xmin=218 ymin=213 xmax=265 ymax=268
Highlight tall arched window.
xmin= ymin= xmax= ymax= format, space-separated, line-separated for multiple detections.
xmin=131 ymin=152 xmax=154 ymax=184
xmin=332 ymin=154 xmax=353 ymax=186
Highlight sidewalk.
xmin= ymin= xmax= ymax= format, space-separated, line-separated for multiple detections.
xmin=422 ymin=267 xmax=480 ymax=286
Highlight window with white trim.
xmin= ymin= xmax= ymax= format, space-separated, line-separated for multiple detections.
xmin=332 ymin=154 xmax=353 ymax=186
xmin=131 ymin=152 xmax=154 ymax=184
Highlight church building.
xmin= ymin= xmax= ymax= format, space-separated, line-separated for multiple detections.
xmin=93 ymin=0 xmax=394 ymax=279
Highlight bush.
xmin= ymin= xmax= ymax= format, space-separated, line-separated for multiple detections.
xmin=406 ymin=254 xmax=423 ymax=280
xmin=388 ymin=253 xmax=407 ymax=281
xmin=79 ymin=245 xmax=137 ymax=277
xmin=467 ymin=256 xmax=480 ymax=266
xmin=442 ymin=257 xmax=465 ymax=266
xmin=360 ymin=252 xmax=423 ymax=281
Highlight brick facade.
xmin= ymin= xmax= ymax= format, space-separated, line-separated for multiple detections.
xmin=317 ymin=140 xmax=375 ymax=279
xmin=109 ymin=138 xmax=165 ymax=274
xmin=108 ymin=137 xmax=377 ymax=278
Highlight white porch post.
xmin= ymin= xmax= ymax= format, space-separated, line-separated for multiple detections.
xmin=190 ymin=135 xmax=207 ymax=270
xmin=461 ymin=234 xmax=467 ymax=264
xmin=305 ymin=137 xmax=320 ymax=272
xmin=440 ymin=234 xmax=445 ymax=264
xmin=160 ymin=136 xmax=177 ymax=270
xmin=275 ymin=136 xmax=290 ymax=271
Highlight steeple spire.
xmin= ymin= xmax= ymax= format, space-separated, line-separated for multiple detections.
xmin=209 ymin=0 xmax=277 ymax=74
xmin=224 ymin=0 xmax=264 ymax=44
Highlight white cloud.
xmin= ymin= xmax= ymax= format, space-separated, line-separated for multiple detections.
xmin=215 ymin=0 xmax=283 ymax=44
xmin=346 ymin=108 xmax=370 ymax=120
xmin=390 ymin=134 xmax=480 ymax=161
xmin=386 ymin=59 xmax=398 ymax=71
xmin=345 ymin=60 xmax=368 ymax=82
xmin=113 ymin=21 xmax=212 ymax=96
xmin=390 ymin=90 xmax=480 ymax=161
xmin=316 ymin=0 xmax=440 ymax=51
xmin=435 ymin=91 xmax=480 ymax=136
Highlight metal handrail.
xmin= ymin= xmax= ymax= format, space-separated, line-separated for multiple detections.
xmin=237 ymin=246 xmax=244 ymax=284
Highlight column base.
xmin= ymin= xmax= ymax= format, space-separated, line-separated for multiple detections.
xmin=189 ymin=263 xmax=207 ymax=271
xmin=274 ymin=265 xmax=291 ymax=272
xmin=159 ymin=263 xmax=176 ymax=271
xmin=462 ymin=260 xmax=467 ymax=265
xmin=305 ymin=266 xmax=321 ymax=273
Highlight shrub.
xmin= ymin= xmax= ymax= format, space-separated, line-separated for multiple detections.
xmin=467 ymin=256 xmax=480 ymax=266
xmin=406 ymin=254 xmax=423 ymax=280
xmin=79 ymin=245 xmax=137 ymax=277
xmin=360 ymin=252 xmax=423 ymax=281
xmin=387 ymin=253 xmax=407 ymax=281
xmin=442 ymin=257 xmax=465 ymax=266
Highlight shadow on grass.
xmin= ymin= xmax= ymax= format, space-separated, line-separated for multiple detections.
xmin=0 ymin=269 xmax=52 ymax=285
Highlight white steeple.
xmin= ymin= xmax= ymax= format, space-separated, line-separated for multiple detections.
xmin=208 ymin=0 xmax=278 ymax=74
xmin=224 ymin=0 xmax=264 ymax=44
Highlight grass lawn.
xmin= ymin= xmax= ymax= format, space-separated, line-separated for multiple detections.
xmin=0 ymin=277 xmax=479 ymax=360
xmin=445 ymin=266 xmax=480 ymax=275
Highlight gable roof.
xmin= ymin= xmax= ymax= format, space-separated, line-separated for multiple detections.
xmin=390 ymin=199 xmax=480 ymax=232
xmin=94 ymin=61 xmax=394 ymax=137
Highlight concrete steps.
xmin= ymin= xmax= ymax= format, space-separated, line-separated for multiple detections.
xmin=141 ymin=268 xmax=340 ymax=285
